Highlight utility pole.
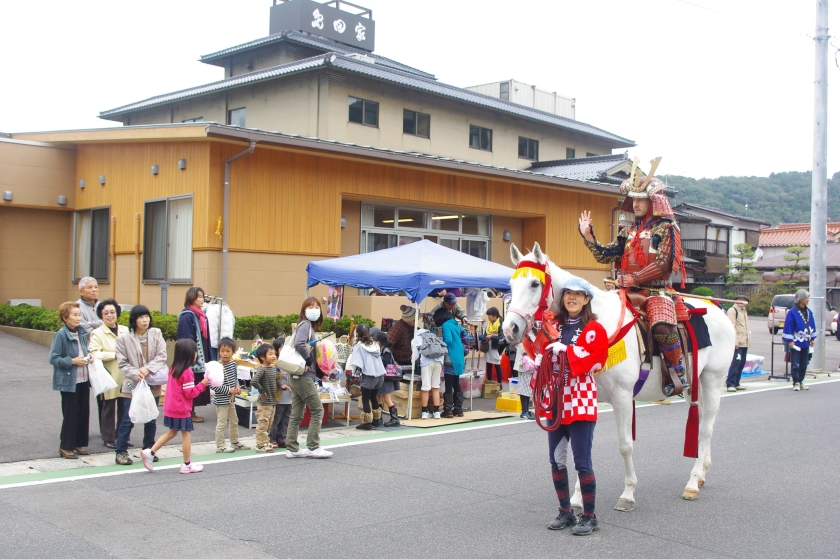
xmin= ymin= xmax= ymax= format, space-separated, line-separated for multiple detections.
xmin=809 ymin=0 xmax=829 ymax=373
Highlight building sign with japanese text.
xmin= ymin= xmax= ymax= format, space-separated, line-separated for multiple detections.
xmin=270 ymin=0 xmax=376 ymax=52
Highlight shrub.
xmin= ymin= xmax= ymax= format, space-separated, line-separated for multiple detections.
xmin=0 ymin=304 xmax=375 ymax=342
xmin=690 ymin=287 xmax=715 ymax=298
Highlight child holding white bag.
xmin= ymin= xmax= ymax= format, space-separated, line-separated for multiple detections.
xmin=141 ymin=339 xmax=209 ymax=474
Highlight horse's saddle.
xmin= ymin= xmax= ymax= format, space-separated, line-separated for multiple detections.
xmin=622 ymin=290 xmax=703 ymax=397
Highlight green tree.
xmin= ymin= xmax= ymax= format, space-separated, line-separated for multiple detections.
xmin=774 ymin=245 xmax=809 ymax=289
xmin=726 ymin=243 xmax=759 ymax=289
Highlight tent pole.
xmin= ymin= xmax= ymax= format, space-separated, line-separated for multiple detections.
xmin=407 ymin=302 xmax=420 ymax=420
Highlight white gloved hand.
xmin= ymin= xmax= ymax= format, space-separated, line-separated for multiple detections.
xmin=546 ymin=342 xmax=567 ymax=355
xmin=534 ymin=354 xmax=543 ymax=367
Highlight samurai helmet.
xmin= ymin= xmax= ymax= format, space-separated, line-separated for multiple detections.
xmin=620 ymin=156 xmax=665 ymax=199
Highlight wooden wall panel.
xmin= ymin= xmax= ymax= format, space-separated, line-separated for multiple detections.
xmin=74 ymin=142 xmax=212 ymax=253
xmin=219 ymin=144 xmax=618 ymax=269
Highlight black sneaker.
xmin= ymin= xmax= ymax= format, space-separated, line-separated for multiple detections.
xmin=571 ymin=515 xmax=599 ymax=536
xmin=547 ymin=510 xmax=578 ymax=530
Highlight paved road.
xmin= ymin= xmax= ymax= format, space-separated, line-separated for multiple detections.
xmin=1 ymin=380 xmax=837 ymax=558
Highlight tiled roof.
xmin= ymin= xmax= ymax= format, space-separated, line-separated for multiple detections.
xmin=759 ymin=222 xmax=840 ymax=247
xmin=101 ymin=53 xmax=634 ymax=147
xmin=199 ymin=30 xmax=436 ymax=80
xmin=755 ymin=243 xmax=840 ymax=268
xmin=674 ymin=209 xmax=711 ymax=223
xmin=526 ymin=153 xmax=630 ymax=182
xmin=672 ymin=203 xmax=771 ymax=226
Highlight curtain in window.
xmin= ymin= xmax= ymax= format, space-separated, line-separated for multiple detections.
xmin=361 ymin=205 xmax=375 ymax=227
xmin=144 ymin=201 xmax=167 ymax=281
xmin=167 ymin=198 xmax=193 ymax=280
xmin=90 ymin=209 xmax=110 ymax=280
xmin=75 ymin=211 xmax=92 ymax=279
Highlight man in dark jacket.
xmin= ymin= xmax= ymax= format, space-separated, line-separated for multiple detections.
xmin=387 ymin=305 xmax=416 ymax=365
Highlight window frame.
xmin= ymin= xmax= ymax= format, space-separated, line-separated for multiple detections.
xmin=348 ymin=96 xmax=379 ymax=128
xmin=566 ymin=147 xmax=576 ymax=159
xmin=227 ymin=108 xmax=246 ymax=127
xmin=469 ymin=125 xmax=493 ymax=152
xmin=72 ymin=206 xmax=111 ymax=283
xmin=142 ymin=195 xmax=194 ymax=284
xmin=403 ymin=109 xmax=431 ymax=139
xmin=518 ymin=136 xmax=539 ymax=161
xmin=499 ymin=81 xmax=510 ymax=101
xmin=360 ymin=203 xmax=492 ymax=261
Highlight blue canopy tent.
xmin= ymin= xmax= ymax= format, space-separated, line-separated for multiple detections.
xmin=306 ymin=239 xmax=513 ymax=302
xmin=306 ymin=240 xmax=514 ymax=420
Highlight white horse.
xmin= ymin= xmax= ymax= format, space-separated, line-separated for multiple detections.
xmin=503 ymin=243 xmax=735 ymax=509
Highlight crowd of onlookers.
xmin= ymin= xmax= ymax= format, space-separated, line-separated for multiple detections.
xmin=49 ymin=279 xmax=530 ymax=470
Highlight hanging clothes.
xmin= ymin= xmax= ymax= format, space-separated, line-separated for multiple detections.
xmin=466 ymin=288 xmax=490 ymax=322
xmin=206 ymin=302 xmax=236 ymax=349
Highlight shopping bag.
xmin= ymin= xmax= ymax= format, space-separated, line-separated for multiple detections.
xmin=145 ymin=366 xmax=169 ymax=386
xmin=276 ymin=343 xmax=306 ymax=374
xmin=129 ymin=380 xmax=159 ymax=424
xmin=89 ymin=358 xmax=118 ymax=396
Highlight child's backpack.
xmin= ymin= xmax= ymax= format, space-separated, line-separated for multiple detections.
xmin=418 ymin=331 xmax=448 ymax=359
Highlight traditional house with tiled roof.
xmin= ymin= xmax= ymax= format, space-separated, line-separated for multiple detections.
xmin=758 ymin=222 xmax=840 ymax=260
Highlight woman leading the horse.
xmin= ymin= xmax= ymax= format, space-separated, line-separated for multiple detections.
xmin=536 ymin=277 xmax=608 ymax=536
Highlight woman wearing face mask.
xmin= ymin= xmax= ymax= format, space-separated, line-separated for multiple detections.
xmin=284 ymin=297 xmax=333 ymax=459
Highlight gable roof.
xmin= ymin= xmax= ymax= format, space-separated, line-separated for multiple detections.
xmin=200 ymin=30 xmax=436 ymax=80
xmin=759 ymin=222 xmax=840 ymax=247
xmin=672 ymin=203 xmax=771 ymax=227
xmin=755 ymin=243 xmax=840 ymax=269
xmin=100 ymin=53 xmax=634 ymax=148
xmin=527 ymin=153 xmax=630 ymax=183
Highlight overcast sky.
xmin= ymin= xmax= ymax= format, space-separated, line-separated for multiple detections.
xmin=1 ymin=0 xmax=837 ymax=179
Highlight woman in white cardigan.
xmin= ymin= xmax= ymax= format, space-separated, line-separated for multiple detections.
xmin=114 ymin=305 xmax=167 ymax=466
xmin=88 ymin=299 xmax=129 ymax=449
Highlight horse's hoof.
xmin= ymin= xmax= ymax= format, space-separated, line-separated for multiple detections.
xmin=614 ymin=498 xmax=635 ymax=511
xmin=698 ymin=479 xmax=705 ymax=488
xmin=681 ymin=488 xmax=699 ymax=501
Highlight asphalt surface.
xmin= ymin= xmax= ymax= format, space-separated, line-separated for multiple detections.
xmin=1 ymin=377 xmax=838 ymax=558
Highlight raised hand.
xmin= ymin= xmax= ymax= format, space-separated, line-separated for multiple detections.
xmin=579 ymin=211 xmax=595 ymax=242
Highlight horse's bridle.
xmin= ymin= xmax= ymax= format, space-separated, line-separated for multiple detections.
xmin=508 ymin=260 xmax=554 ymax=332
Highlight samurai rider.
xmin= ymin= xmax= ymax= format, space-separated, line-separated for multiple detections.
xmin=577 ymin=157 xmax=690 ymax=397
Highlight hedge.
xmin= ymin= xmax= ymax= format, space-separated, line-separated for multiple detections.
xmin=0 ymin=304 xmax=374 ymax=342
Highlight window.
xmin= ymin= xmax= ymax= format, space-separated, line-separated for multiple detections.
xmin=586 ymin=152 xmax=597 ymax=157
xmin=566 ymin=147 xmax=576 ymax=159
xmin=403 ymin=109 xmax=431 ymax=138
xmin=182 ymin=117 xmax=204 ymax=123
xmin=228 ymin=108 xmax=246 ymax=127
xmin=74 ymin=208 xmax=110 ymax=281
xmin=500 ymin=81 xmax=510 ymax=101
xmin=518 ymin=136 xmax=539 ymax=161
xmin=348 ymin=96 xmax=379 ymax=127
xmin=361 ymin=204 xmax=491 ymax=260
xmin=469 ymin=125 xmax=493 ymax=151
xmin=143 ymin=197 xmax=193 ymax=283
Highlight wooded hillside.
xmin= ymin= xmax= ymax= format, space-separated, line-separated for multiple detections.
xmin=669 ymin=171 xmax=840 ymax=225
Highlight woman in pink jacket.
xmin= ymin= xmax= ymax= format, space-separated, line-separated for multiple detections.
xmin=141 ymin=339 xmax=209 ymax=474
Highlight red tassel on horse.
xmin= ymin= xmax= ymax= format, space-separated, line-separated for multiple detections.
xmin=684 ymin=403 xmax=699 ymax=458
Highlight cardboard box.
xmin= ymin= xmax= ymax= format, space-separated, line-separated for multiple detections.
xmin=482 ymin=381 xmax=500 ymax=398
xmin=390 ymin=389 xmax=423 ymax=419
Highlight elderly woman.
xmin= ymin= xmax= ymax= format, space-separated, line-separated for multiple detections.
xmin=114 ymin=305 xmax=167 ymax=466
xmin=782 ymin=289 xmax=817 ymax=392
xmin=176 ymin=287 xmax=212 ymax=422
xmin=50 ymin=301 xmax=93 ymax=459
xmin=88 ymin=299 xmax=129 ymax=449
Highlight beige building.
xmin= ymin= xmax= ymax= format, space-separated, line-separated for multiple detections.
xmin=2 ymin=0 xmax=636 ymax=323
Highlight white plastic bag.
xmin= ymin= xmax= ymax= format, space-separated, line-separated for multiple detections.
xmin=89 ymin=358 xmax=118 ymax=396
xmin=129 ymin=380 xmax=159 ymax=424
